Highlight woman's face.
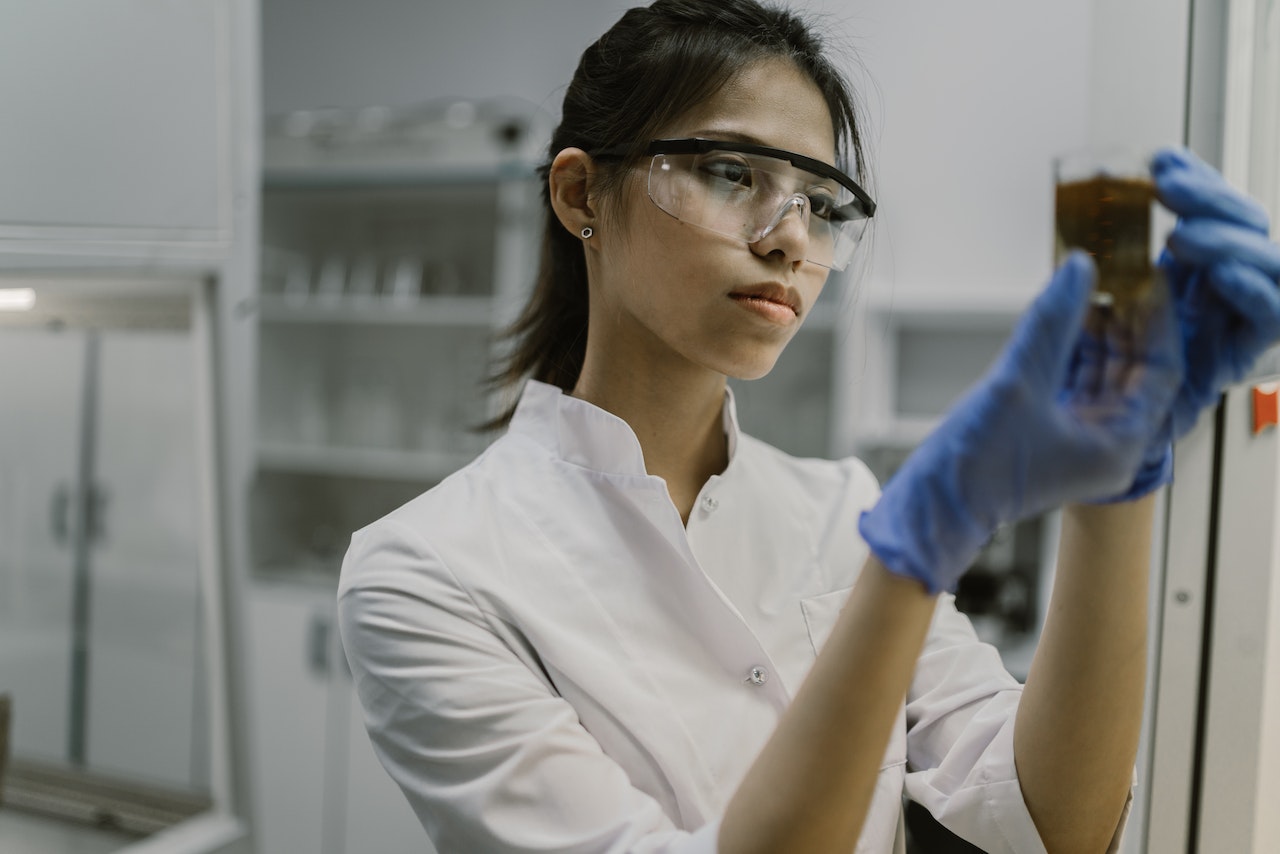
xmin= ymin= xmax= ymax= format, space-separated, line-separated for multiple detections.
xmin=586 ymin=58 xmax=840 ymax=382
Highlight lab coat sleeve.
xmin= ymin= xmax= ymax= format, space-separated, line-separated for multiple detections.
xmin=336 ymin=521 xmax=721 ymax=854
xmin=902 ymin=595 xmax=1132 ymax=854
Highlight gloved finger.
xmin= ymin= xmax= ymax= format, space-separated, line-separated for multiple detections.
xmin=1101 ymin=316 xmax=1136 ymax=402
xmin=1166 ymin=219 xmax=1280 ymax=280
xmin=1123 ymin=282 xmax=1182 ymax=413
xmin=1152 ymin=147 xmax=1271 ymax=234
xmin=1206 ymin=258 xmax=1280 ymax=323
xmin=1090 ymin=280 xmax=1178 ymax=408
xmin=1206 ymin=259 xmax=1280 ymax=358
xmin=1067 ymin=306 xmax=1109 ymax=398
xmin=1004 ymin=251 xmax=1096 ymax=388
xmin=1150 ymin=146 xmax=1209 ymax=176
xmin=1161 ymin=255 xmax=1217 ymax=326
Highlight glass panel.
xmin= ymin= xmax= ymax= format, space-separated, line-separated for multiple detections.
xmin=0 ymin=329 xmax=84 ymax=767
xmin=85 ymin=330 xmax=206 ymax=790
xmin=0 ymin=279 xmax=211 ymax=838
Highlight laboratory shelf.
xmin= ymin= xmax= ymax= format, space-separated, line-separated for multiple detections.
xmin=257 ymin=442 xmax=475 ymax=482
xmin=261 ymin=162 xmax=535 ymax=191
xmin=255 ymin=294 xmax=497 ymax=327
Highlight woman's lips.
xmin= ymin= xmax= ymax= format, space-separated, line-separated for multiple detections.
xmin=728 ymin=280 xmax=801 ymax=324
xmin=729 ymin=293 xmax=798 ymax=324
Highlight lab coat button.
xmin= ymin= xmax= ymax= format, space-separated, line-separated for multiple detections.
xmin=747 ymin=666 xmax=768 ymax=685
xmin=701 ymin=494 xmax=719 ymax=513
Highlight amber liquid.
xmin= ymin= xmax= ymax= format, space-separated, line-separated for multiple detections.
xmin=1055 ymin=176 xmax=1155 ymax=318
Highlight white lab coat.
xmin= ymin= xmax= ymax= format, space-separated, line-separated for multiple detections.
xmin=338 ymin=380 xmax=1129 ymax=853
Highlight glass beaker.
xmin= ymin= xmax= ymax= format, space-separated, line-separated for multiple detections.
xmin=1054 ymin=149 xmax=1158 ymax=322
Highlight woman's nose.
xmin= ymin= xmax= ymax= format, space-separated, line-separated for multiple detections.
xmin=750 ymin=194 xmax=811 ymax=264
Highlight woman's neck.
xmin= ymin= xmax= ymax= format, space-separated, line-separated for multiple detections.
xmin=572 ymin=359 xmax=729 ymax=525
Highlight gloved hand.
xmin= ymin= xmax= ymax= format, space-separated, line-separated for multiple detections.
xmin=1154 ymin=147 xmax=1280 ymax=438
xmin=1096 ymin=148 xmax=1280 ymax=503
xmin=859 ymin=253 xmax=1182 ymax=594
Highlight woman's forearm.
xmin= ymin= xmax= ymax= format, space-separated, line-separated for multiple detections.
xmin=719 ymin=559 xmax=937 ymax=854
xmin=1015 ymin=495 xmax=1157 ymax=852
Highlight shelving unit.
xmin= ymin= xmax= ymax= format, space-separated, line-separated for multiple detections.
xmin=249 ymin=111 xmax=542 ymax=583
xmin=244 ymin=105 xmax=546 ymax=854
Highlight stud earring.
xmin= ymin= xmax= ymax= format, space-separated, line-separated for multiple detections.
xmin=580 ymin=226 xmax=594 ymax=239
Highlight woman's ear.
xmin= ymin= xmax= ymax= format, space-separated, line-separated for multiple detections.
xmin=548 ymin=148 xmax=598 ymax=239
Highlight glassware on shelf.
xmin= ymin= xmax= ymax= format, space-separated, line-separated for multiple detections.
xmin=413 ymin=363 xmax=449 ymax=454
xmin=337 ymin=367 xmax=403 ymax=451
xmin=347 ymin=254 xmax=380 ymax=304
xmin=368 ymin=376 xmax=401 ymax=449
xmin=448 ymin=333 xmax=493 ymax=456
xmin=282 ymin=256 xmax=311 ymax=305
xmin=429 ymin=260 xmax=465 ymax=296
xmin=314 ymin=256 xmax=347 ymax=304
xmin=294 ymin=370 xmax=328 ymax=446
xmin=386 ymin=257 xmax=424 ymax=306
xmin=270 ymin=347 xmax=331 ymax=447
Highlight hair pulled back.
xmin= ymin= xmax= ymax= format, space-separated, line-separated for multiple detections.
xmin=485 ymin=0 xmax=867 ymax=428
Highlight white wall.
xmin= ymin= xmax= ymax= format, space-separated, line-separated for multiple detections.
xmin=261 ymin=0 xmax=635 ymax=115
xmin=262 ymin=0 xmax=1188 ymax=302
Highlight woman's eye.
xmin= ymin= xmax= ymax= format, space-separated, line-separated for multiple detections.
xmin=701 ymin=158 xmax=753 ymax=187
xmin=807 ymin=191 xmax=838 ymax=220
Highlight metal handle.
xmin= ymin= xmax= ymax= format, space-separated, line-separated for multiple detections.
xmin=51 ymin=484 xmax=71 ymax=545
xmin=51 ymin=483 xmax=109 ymax=546
xmin=86 ymin=484 xmax=108 ymax=545
xmin=307 ymin=612 xmax=330 ymax=676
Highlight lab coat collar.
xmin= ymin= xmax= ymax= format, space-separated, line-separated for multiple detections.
xmin=510 ymin=380 xmax=742 ymax=477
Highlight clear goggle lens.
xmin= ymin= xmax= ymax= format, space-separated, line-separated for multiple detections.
xmin=647 ymin=150 xmax=871 ymax=271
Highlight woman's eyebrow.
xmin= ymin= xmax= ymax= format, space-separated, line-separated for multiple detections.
xmin=683 ymin=128 xmax=773 ymax=146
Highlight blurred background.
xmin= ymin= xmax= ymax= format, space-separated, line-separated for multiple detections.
xmin=0 ymin=1 xmax=1277 ymax=852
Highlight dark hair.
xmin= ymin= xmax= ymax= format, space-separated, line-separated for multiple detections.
xmin=483 ymin=0 xmax=868 ymax=429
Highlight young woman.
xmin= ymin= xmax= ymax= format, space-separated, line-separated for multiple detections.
xmin=337 ymin=1 xmax=1280 ymax=851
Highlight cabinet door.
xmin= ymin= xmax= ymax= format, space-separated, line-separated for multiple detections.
xmin=0 ymin=320 xmax=208 ymax=789
xmin=341 ymin=678 xmax=436 ymax=854
xmin=244 ymin=585 xmax=332 ymax=854
xmin=86 ymin=330 xmax=204 ymax=787
xmin=0 ymin=329 xmax=84 ymax=765
xmin=0 ymin=0 xmax=229 ymax=244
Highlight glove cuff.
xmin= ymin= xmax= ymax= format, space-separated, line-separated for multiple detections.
xmin=1090 ymin=443 xmax=1173 ymax=505
xmin=858 ymin=474 xmax=996 ymax=596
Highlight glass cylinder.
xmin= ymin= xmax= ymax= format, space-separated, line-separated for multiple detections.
xmin=1054 ymin=149 xmax=1158 ymax=322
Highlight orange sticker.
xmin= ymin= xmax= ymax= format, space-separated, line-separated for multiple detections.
xmin=1254 ymin=383 xmax=1279 ymax=435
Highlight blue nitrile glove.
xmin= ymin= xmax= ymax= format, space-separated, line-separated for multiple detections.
xmin=1077 ymin=284 xmax=1179 ymax=505
xmin=1152 ymin=147 xmax=1280 ymax=439
xmin=858 ymin=252 xmax=1182 ymax=594
xmin=1087 ymin=148 xmax=1280 ymax=504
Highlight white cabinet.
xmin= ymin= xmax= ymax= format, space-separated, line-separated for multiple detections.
xmin=845 ymin=290 xmax=1055 ymax=680
xmin=244 ymin=582 xmax=426 ymax=854
xmin=846 ymin=290 xmax=1027 ymax=451
xmin=244 ymin=585 xmax=329 ymax=854
xmin=0 ymin=0 xmax=234 ymax=256
xmin=0 ymin=5 xmax=257 ymax=844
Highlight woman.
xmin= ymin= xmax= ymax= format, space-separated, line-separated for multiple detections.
xmin=337 ymin=1 xmax=1280 ymax=851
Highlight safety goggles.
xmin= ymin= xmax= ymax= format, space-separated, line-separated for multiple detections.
xmin=591 ymin=138 xmax=876 ymax=271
